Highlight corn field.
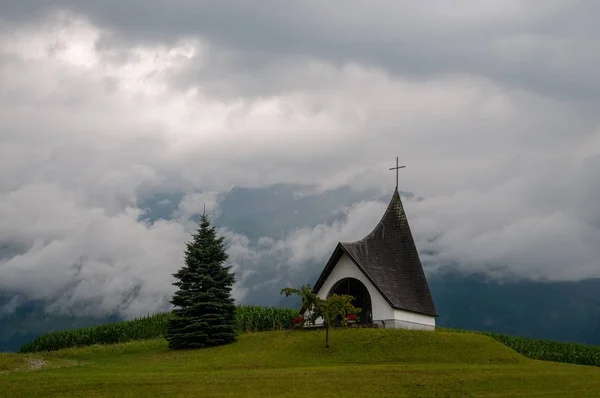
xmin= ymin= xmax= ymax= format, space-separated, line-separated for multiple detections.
xmin=235 ymin=306 xmax=299 ymax=333
xmin=19 ymin=312 xmax=173 ymax=353
xmin=485 ymin=333 xmax=600 ymax=367
xmin=19 ymin=305 xmax=300 ymax=353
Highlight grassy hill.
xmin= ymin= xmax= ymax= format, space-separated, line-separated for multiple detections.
xmin=2 ymin=328 xmax=600 ymax=397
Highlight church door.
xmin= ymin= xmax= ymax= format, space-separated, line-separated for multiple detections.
xmin=328 ymin=278 xmax=373 ymax=326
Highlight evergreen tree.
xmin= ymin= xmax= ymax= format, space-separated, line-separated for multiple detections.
xmin=165 ymin=214 xmax=237 ymax=349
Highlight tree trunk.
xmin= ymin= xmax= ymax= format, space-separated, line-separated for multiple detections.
xmin=325 ymin=321 xmax=330 ymax=349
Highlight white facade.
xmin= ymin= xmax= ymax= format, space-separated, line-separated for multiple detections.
xmin=313 ymin=253 xmax=435 ymax=331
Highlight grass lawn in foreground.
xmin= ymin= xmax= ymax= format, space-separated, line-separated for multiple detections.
xmin=2 ymin=328 xmax=600 ymax=397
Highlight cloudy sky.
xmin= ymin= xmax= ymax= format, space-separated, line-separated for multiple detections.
xmin=1 ymin=1 xmax=599 ymax=318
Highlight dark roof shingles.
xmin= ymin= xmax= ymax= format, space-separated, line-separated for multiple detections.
xmin=332 ymin=189 xmax=437 ymax=317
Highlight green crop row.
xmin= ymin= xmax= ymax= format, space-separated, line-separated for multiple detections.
xmin=236 ymin=305 xmax=299 ymax=333
xmin=18 ymin=312 xmax=173 ymax=353
xmin=19 ymin=305 xmax=300 ymax=353
xmin=485 ymin=333 xmax=600 ymax=367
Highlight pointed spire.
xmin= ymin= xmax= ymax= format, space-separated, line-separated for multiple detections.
xmin=314 ymin=157 xmax=436 ymax=317
xmin=332 ymin=187 xmax=437 ymax=316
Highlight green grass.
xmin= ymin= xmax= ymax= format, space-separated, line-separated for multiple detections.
xmin=437 ymin=327 xmax=600 ymax=367
xmin=2 ymin=328 xmax=600 ymax=397
xmin=19 ymin=306 xmax=299 ymax=353
xmin=20 ymin=310 xmax=600 ymax=371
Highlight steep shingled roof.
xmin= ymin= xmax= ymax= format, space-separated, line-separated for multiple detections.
xmin=313 ymin=188 xmax=438 ymax=317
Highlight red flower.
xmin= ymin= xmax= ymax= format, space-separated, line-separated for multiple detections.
xmin=293 ymin=316 xmax=304 ymax=325
xmin=346 ymin=314 xmax=356 ymax=321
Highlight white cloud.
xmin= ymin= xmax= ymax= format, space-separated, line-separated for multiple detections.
xmin=0 ymin=6 xmax=598 ymax=317
xmin=0 ymin=183 xmax=188 ymax=318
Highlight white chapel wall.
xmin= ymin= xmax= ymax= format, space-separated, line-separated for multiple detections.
xmin=316 ymin=253 xmax=395 ymax=321
xmin=314 ymin=253 xmax=435 ymax=330
xmin=391 ymin=309 xmax=435 ymax=330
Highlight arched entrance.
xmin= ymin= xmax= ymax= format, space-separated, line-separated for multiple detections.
xmin=328 ymin=277 xmax=373 ymax=326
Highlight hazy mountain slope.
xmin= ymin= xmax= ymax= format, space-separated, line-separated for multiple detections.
xmin=429 ymin=270 xmax=600 ymax=345
xmin=215 ymin=184 xmax=382 ymax=241
xmin=0 ymin=298 xmax=120 ymax=352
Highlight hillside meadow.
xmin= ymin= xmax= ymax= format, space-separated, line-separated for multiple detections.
xmin=3 ymin=328 xmax=600 ymax=397
xmin=18 ymin=308 xmax=600 ymax=369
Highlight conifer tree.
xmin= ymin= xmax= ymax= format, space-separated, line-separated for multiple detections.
xmin=165 ymin=214 xmax=237 ymax=349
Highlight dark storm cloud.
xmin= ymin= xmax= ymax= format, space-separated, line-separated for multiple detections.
xmin=4 ymin=1 xmax=600 ymax=100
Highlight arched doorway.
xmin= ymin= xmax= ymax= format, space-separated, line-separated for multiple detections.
xmin=328 ymin=278 xmax=373 ymax=326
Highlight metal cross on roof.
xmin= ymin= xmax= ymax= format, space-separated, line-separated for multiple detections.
xmin=389 ymin=157 xmax=406 ymax=189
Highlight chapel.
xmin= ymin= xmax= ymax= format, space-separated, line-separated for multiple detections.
xmin=311 ymin=166 xmax=438 ymax=330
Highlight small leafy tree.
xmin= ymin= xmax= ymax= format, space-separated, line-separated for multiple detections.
xmin=165 ymin=214 xmax=237 ymax=349
xmin=281 ymin=284 xmax=360 ymax=348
